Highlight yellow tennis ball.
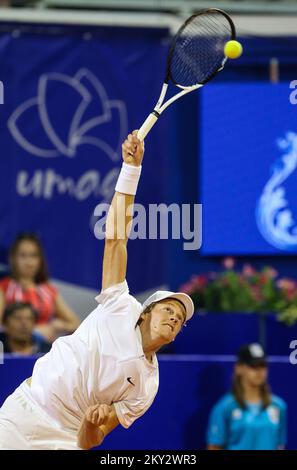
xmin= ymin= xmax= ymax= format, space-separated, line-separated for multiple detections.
xmin=224 ymin=40 xmax=243 ymax=59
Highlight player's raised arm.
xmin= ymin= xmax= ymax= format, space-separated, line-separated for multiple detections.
xmin=102 ymin=131 xmax=144 ymax=290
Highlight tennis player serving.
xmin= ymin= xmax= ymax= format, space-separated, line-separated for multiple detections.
xmin=0 ymin=131 xmax=194 ymax=450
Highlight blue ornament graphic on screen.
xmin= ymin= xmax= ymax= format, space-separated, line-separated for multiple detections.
xmin=256 ymin=132 xmax=297 ymax=250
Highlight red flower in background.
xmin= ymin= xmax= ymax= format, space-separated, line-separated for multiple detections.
xmin=179 ymin=282 xmax=195 ymax=295
xmin=191 ymin=275 xmax=208 ymax=289
xmin=179 ymin=275 xmax=208 ymax=294
xmin=250 ymin=285 xmax=264 ymax=302
xmin=259 ymin=273 xmax=270 ymax=285
xmin=179 ymin=259 xmax=297 ymax=325
xmin=277 ymin=278 xmax=296 ymax=290
xmin=222 ymin=257 xmax=235 ymax=270
xmin=277 ymin=278 xmax=297 ymax=301
xmin=242 ymin=264 xmax=256 ymax=277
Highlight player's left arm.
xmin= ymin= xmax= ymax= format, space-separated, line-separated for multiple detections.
xmin=77 ymin=404 xmax=119 ymax=450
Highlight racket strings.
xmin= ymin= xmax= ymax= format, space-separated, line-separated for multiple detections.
xmin=169 ymin=12 xmax=232 ymax=87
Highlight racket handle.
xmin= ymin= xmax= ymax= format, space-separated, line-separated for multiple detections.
xmin=137 ymin=112 xmax=159 ymax=141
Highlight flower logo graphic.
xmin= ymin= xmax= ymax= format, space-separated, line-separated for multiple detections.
xmin=8 ymin=68 xmax=128 ymax=161
xmin=256 ymin=131 xmax=297 ymax=250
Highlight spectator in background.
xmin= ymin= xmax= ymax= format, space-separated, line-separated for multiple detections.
xmin=0 ymin=302 xmax=51 ymax=355
xmin=0 ymin=233 xmax=80 ymax=342
xmin=207 ymin=343 xmax=287 ymax=450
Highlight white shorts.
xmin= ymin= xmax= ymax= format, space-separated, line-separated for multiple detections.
xmin=0 ymin=381 xmax=81 ymax=450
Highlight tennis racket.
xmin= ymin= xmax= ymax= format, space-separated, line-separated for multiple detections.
xmin=137 ymin=8 xmax=236 ymax=141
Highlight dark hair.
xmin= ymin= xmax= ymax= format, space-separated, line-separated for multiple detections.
xmin=232 ymin=369 xmax=272 ymax=410
xmin=3 ymin=302 xmax=38 ymax=324
xmin=136 ymin=302 xmax=157 ymax=327
xmin=9 ymin=233 xmax=49 ymax=284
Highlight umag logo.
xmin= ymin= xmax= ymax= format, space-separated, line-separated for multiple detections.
xmin=8 ymin=68 xmax=127 ymax=161
xmin=8 ymin=69 xmax=128 ymax=205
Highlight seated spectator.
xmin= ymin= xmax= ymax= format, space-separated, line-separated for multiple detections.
xmin=207 ymin=343 xmax=287 ymax=450
xmin=0 ymin=233 xmax=80 ymax=342
xmin=0 ymin=302 xmax=51 ymax=355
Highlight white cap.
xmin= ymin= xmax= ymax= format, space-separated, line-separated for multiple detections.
xmin=142 ymin=290 xmax=195 ymax=322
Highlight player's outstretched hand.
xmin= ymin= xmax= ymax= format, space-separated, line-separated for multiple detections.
xmin=85 ymin=404 xmax=112 ymax=427
xmin=122 ymin=130 xmax=144 ymax=167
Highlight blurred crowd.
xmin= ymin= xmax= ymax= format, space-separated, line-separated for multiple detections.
xmin=0 ymin=233 xmax=80 ymax=355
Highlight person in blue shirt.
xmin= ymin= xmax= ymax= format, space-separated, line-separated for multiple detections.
xmin=207 ymin=343 xmax=287 ymax=450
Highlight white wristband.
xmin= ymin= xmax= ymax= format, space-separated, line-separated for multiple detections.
xmin=115 ymin=162 xmax=142 ymax=196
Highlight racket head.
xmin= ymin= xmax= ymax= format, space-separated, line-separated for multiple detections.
xmin=166 ymin=8 xmax=236 ymax=88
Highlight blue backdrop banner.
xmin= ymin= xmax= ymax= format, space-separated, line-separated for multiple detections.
xmin=0 ymin=25 xmax=169 ymax=293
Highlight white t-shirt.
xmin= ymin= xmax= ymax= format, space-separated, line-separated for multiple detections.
xmin=29 ymin=280 xmax=159 ymax=433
